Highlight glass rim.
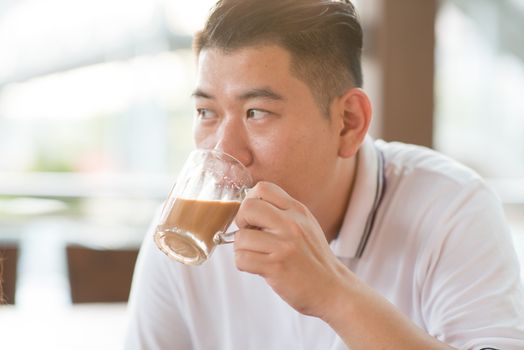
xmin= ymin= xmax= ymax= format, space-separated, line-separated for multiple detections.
xmin=192 ymin=148 xmax=253 ymax=186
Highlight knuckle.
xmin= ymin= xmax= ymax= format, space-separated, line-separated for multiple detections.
xmin=256 ymin=180 xmax=271 ymax=190
xmin=292 ymin=200 xmax=309 ymax=216
xmin=253 ymin=181 xmax=271 ymax=196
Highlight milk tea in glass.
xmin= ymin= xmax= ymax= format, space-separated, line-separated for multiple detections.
xmin=154 ymin=149 xmax=252 ymax=265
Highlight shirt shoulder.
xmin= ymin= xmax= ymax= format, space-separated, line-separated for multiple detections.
xmin=365 ymin=141 xmax=524 ymax=348
xmin=372 ymin=139 xmax=507 ymax=261
xmin=375 ymin=139 xmax=483 ymax=189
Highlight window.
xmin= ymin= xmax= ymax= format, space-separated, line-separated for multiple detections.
xmin=0 ymin=1 xmax=215 ymax=347
xmin=435 ymin=0 xmax=524 ymax=262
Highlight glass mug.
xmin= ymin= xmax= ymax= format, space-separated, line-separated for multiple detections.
xmin=154 ymin=149 xmax=253 ymax=265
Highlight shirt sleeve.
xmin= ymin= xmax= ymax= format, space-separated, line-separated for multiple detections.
xmin=419 ymin=181 xmax=524 ymax=350
xmin=124 ymin=219 xmax=193 ymax=350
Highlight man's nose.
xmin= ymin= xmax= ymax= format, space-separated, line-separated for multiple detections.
xmin=213 ymin=118 xmax=253 ymax=167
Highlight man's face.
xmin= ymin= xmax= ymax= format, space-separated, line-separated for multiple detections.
xmin=193 ymin=45 xmax=343 ymax=212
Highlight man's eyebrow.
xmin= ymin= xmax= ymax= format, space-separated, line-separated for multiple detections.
xmin=191 ymin=87 xmax=285 ymax=101
xmin=238 ymin=88 xmax=285 ymax=101
xmin=191 ymin=89 xmax=214 ymax=99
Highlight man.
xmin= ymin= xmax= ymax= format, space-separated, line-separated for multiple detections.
xmin=125 ymin=0 xmax=524 ymax=349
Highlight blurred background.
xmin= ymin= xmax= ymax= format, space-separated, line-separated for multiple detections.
xmin=0 ymin=0 xmax=523 ymax=348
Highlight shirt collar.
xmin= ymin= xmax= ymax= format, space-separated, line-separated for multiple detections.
xmin=331 ymin=135 xmax=384 ymax=259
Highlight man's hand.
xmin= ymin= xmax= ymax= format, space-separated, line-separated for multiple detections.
xmin=233 ymin=181 xmax=455 ymax=350
xmin=233 ymin=181 xmax=351 ymax=319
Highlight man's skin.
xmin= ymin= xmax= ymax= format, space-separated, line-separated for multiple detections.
xmin=192 ymin=43 xmax=454 ymax=350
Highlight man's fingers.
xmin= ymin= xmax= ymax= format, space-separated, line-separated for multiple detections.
xmin=234 ymin=249 xmax=270 ymax=276
xmin=245 ymin=181 xmax=295 ymax=211
xmin=234 ymin=228 xmax=281 ymax=254
xmin=235 ymin=196 xmax=288 ymax=231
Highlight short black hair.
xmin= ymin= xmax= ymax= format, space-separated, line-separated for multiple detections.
xmin=194 ymin=0 xmax=364 ymax=116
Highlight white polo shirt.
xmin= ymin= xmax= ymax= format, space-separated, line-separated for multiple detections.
xmin=125 ymin=137 xmax=524 ymax=350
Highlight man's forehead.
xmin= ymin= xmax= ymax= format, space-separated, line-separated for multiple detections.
xmin=197 ymin=43 xmax=293 ymax=68
xmin=195 ymin=46 xmax=297 ymax=97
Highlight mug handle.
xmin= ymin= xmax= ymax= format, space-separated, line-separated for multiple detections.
xmin=213 ymin=230 xmax=237 ymax=245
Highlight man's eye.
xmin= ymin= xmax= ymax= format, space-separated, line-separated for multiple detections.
xmin=247 ymin=109 xmax=270 ymax=120
xmin=196 ymin=108 xmax=216 ymax=120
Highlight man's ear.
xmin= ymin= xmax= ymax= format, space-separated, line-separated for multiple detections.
xmin=335 ymin=88 xmax=372 ymax=158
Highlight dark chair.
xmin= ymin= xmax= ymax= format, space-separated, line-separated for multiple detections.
xmin=0 ymin=244 xmax=19 ymax=305
xmin=66 ymin=245 xmax=139 ymax=303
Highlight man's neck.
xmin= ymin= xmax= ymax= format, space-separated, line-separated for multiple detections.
xmin=319 ymin=154 xmax=359 ymax=243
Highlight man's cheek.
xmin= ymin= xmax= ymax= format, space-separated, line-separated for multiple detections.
xmin=193 ymin=131 xmax=213 ymax=149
